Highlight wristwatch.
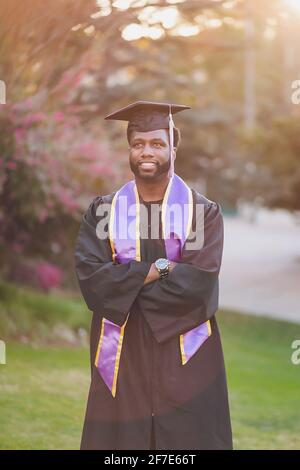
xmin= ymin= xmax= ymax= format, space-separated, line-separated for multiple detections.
xmin=154 ymin=258 xmax=171 ymax=279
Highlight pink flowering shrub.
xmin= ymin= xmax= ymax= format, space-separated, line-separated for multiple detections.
xmin=1 ymin=103 xmax=118 ymax=220
xmin=7 ymin=260 xmax=63 ymax=292
xmin=0 ymin=94 xmax=124 ymax=286
xmin=35 ymin=262 xmax=63 ymax=292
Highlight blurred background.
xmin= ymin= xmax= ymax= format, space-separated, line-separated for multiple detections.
xmin=0 ymin=0 xmax=299 ymax=450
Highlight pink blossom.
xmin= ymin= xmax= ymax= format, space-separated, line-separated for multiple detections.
xmin=53 ymin=111 xmax=65 ymax=122
xmin=36 ymin=262 xmax=63 ymax=291
xmin=23 ymin=112 xmax=46 ymax=126
xmin=14 ymin=128 xmax=26 ymax=143
xmin=46 ymin=201 xmax=54 ymax=209
xmin=37 ymin=209 xmax=49 ymax=222
xmin=89 ymin=162 xmax=113 ymax=175
xmin=57 ymin=188 xmax=80 ymax=211
xmin=7 ymin=161 xmax=17 ymax=170
xmin=12 ymin=242 xmax=23 ymax=254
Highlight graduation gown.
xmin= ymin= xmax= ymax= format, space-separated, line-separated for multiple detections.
xmin=75 ymin=188 xmax=233 ymax=450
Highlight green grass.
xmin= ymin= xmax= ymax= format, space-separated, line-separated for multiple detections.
xmin=220 ymin=311 xmax=300 ymax=449
xmin=0 ymin=282 xmax=300 ymax=449
xmin=0 ymin=344 xmax=89 ymax=449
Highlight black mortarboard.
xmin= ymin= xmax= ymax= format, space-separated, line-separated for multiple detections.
xmin=104 ymin=100 xmax=191 ymax=177
xmin=104 ymin=100 xmax=190 ymax=135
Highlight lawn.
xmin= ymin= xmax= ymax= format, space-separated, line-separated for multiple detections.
xmin=220 ymin=311 xmax=300 ymax=449
xmin=0 ymin=282 xmax=300 ymax=449
xmin=0 ymin=345 xmax=89 ymax=450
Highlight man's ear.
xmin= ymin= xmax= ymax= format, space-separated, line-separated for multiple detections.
xmin=173 ymin=147 xmax=177 ymax=160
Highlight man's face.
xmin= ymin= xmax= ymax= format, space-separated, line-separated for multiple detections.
xmin=129 ymin=129 xmax=176 ymax=180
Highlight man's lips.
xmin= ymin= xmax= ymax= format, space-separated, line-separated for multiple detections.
xmin=138 ymin=161 xmax=158 ymax=169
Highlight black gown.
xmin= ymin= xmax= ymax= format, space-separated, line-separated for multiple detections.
xmin=75 ymin=188 xmax=233 ymax=450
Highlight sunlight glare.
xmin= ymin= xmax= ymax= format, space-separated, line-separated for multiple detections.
xmin=122 ymin=23 xmax=164 ymax=41
xmin=282 ymin=0 xmax=300 ymax=13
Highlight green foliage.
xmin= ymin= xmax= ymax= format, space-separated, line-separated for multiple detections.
xmin=238 ymin=117 xmax=300 ymax=210
xmin=0 ymin=281 xmax=90 ymax=343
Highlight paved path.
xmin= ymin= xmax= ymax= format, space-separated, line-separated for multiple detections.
xmin=219 ymin=208 xmax=300 ymax=324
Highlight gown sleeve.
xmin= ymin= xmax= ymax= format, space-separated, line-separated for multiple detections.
xmin=74 ymin=196 xmax=152 ymax=326
xmin=134 ymin=200 xmax=224 ymax=343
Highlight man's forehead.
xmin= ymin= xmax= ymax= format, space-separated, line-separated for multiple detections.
xmin=131 ymin=129 xmax=168 ymax=140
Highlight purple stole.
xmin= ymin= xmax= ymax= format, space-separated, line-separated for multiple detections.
xmin=94 ymin=174 xmax=211 ymax=397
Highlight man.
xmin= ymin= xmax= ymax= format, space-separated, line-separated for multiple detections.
xmin=75 ymin=101 xmax=232 ymax=450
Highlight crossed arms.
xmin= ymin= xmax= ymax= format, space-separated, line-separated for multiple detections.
xmin=75 ymin=195 xmax=223 ymax=342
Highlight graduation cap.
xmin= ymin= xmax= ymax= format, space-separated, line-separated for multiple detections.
xmin=104 ymin=100 xmax=191 ymax=177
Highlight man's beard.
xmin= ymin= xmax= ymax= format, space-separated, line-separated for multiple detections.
xmin=130 ymin=158 xmax=170 ymax=180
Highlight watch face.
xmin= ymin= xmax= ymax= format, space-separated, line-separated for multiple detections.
xmin=155 ymin=258 xmax=168 ymax=270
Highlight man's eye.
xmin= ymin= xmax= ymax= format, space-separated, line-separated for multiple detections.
xmin=154 ymin=143 xmax=162 ymax=148
xmin=133 ymin=143 xmax=142 ymax=148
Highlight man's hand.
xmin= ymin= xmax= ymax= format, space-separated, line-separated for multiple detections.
xmin=143 ymin=261 xmax=178 ymax=285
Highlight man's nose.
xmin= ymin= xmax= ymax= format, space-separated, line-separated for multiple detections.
xmin=141 ymin=143 xmax=154 ymax=156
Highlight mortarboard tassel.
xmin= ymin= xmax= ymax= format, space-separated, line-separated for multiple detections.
xmin=168 ymin=105 xmax=175 ymax=178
